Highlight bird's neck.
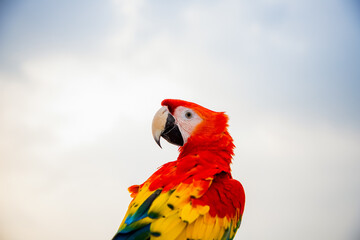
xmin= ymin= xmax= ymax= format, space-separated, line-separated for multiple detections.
xmin=177 ymin=130 xmax=235 ymax=173
xmin=146 ymin=131 xmax=235 ymax=192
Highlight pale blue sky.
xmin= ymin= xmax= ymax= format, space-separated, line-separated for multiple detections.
xmin=1 ymin=0 xmax=359 ymax=123
xmin=0 ymin=1 xmax=359 ymax=240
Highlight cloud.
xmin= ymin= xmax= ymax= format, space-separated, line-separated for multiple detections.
xmin=231 ymin=111 xmax=360 ymax=239
xmin=0 ymin=0 xmax=359 ymax=239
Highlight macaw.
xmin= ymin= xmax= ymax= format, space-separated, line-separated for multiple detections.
xmin=112 ymin=99 xmax=245 ymax=240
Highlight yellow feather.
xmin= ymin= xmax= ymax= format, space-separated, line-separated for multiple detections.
xmin=217 ymin=216 xmax=224 ymax=227
xmin=203 ymin=218 xmax=214 ymax=239
xmin=175 ymin=182 xmax=189 ymax=192
xmin=225 ymin=217 xmax=229 ymax=227
xmin=150 ymin=211 xmax=186 ymax=240
xmin=117 ymin=176 xmax=240 ymax=240
xmin=174 ymin=226 xmax=187 ymax=240
xmin=185 ymin=220 xmax=195 ymax=238
xmin=192 ymin=215 xmax=205 ymax=239
xmin=196 ymin=204 xmax=210 ymax=215
xmin=189 ymin=179 xmax=212 ymax=198
xmin=167 ymin=191 xmax=190 ymax=210
xmin=207 ymin=216 xmax=225 ymax=240
xmin=180 ymin=203 xmax=200 ymax=224
xmin=204 ymin=212 xmax=216 ymax=225
xmin=117 ymin=185 xmax=160 ymax=231
xmin=117 ymin=188 xmax=153 ymax=230
xmin=117 ymin=200 xmax=133 ymax=229
xmin=148 ymin=190 xmax=172 ymax=216
xmin=128 ymin=186 xmax=154 ymax=214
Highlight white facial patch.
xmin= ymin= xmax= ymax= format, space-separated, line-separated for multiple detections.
xmin=173 ymin=106 xmax=203 ymax=144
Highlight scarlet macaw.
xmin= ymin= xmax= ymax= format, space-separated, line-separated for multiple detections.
xmin=112 ymin=99 xmax=245 ymax=240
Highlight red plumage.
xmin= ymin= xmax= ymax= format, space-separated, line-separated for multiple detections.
xmin=116 ymin=99 xmax=245 ymax=240
xmin=132 ymin=99 xmax=245 ymax=218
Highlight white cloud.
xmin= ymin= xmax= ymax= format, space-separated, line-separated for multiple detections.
xmin=0 ymin=0 xmax=359 ymax=240
xmin=231 ymin=111 xmax=360 ymax=239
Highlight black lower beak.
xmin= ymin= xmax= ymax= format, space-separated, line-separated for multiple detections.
xmin=161 ymin=114 xmax=184 ymax=147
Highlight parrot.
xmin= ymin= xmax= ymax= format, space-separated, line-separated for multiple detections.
xmin=112 ymin=99 xmax=245 ymax=240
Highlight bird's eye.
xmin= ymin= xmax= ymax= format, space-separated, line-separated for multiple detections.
xmin=185 ymin=111 xmax=193 ymax=119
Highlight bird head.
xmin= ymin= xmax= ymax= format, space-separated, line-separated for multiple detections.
xmin=152 ymin=99 xmax=229 ymax=148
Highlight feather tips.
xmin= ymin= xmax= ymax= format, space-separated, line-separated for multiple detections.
xmin=114 ymin=174 xmax=244 ymax=240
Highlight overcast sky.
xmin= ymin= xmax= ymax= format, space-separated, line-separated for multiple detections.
xmin=0 ymin=0 xmax=360 ymax=239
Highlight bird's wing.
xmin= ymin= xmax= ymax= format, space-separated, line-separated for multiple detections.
xmin=112 ymin=175 xmax=244 ymax=240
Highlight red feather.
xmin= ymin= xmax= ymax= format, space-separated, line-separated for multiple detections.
xmin=149 ymin=99 xmax=245 ymax=219
xmin=114 ymin=99 xmax=245 ymax=240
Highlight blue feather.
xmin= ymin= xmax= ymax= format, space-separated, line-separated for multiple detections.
xmin=112 ymin=189 xmax=162 ymax=240
xmin=112 ymin=224 xmax=150 ymax=240
xmin=125 ymin=189 xmax=161 ymax=225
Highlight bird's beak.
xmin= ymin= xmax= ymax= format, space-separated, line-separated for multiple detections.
xmin=152 ymin=106 xmax=184 ymax=148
